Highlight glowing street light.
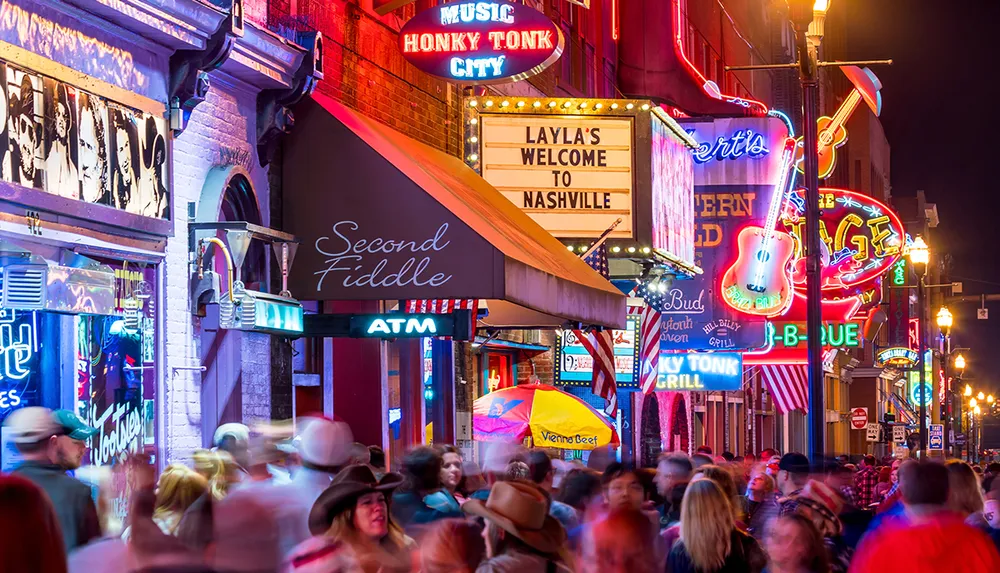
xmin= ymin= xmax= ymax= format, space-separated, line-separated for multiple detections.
xmin=978 ymin=392 xmax=986 ymax=401
xmin=989 ymin=395 xmax=995 ymax=404
xmin=970 ymin=398 xmax=978 ymax=409
xmin=936 ymin=307 xmax=953 ymax=330
xmin=974 ymin=405 xmax=982 ymax=415
xmin=965 ymin=384 xmax=973 ymax=397
xmin=908 ymin=236 xmax=930 ymax=267
xmin=956 ymin=354 xmax=967 ymax=371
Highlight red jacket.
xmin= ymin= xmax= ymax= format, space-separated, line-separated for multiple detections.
xmin=850 ymin=511 xmax=1000 ymax=573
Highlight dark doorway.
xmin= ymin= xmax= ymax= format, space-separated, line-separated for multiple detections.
xmin=640 ymin=394 xmax=662 ymax=466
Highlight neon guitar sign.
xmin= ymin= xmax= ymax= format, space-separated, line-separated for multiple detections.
xmin=720 ymin=137 xmax=797 ymax=316
xmin=794 ymin=66 xmax=882 ymax=179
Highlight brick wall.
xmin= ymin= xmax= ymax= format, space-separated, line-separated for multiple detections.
xmin=165 ymin=74 xmax=273 ymax=463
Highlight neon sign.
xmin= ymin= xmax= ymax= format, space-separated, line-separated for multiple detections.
xmin=689 ymin=129 xmax=770 ymax=164
xmin=891 ymin=259 xmax=907 ymax=286
xmin=782 ymin=188 xmax=905 ymax=294
xmin=910 ymin=382 xmax=933 ymax=407
xmin=656 ymin=352 xmax=742 ymax=391
xmin=365 ymin=317 xmax=437 ymax=336
xmin=399 ymin=0 xmax=564 ymax=83
xmin=767 ymin=321 xmax=861 ymax=349
xmin=876 ymin=347 xmax=918 ymax=368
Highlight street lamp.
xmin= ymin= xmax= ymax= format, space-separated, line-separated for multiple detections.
xmin=956 ymin=354 xmax=967 ymax=371
xmin=965 ymin=384 xmax=973 ymax=397
xmin=936 ymin=307 xmax=953 ymax=330
xmin=979 ymin=392 xmax=986 ymax=401
xmin=989 ymin=395 xmax=995 ymax=404
xmin=971 ymin=397 xmax=978 ymax=409
xmin=908 ymin=235 xmax=931 ymax=453
xmin=937 ymin=306 xmax=955 ymax=452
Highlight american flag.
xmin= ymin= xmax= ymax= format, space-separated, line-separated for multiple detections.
xmin=758 ymin=364 xmax=809 ymax=414
xmin=631 ymin=304 xmax=661 ymax=394
xmin=575 ymin=242 xmax=618 ymax=417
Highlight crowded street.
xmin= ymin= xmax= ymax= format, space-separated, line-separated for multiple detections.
xmin=0 ymin=0 xmax=998 ymax=572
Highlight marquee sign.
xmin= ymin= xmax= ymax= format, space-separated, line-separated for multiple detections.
xmin=876 ymin=347 xmax=919 ymax=368
xmin=479 ymin=114 xmax=634 ymax=238
xmin=781 ymin=188 xmax=905 ymax=294
xmin=399 ymin=0 xmax=564 ymax=84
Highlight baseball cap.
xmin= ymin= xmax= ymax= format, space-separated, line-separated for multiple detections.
xmin=213 ymin=423 xmax=250 ymax=449
xmin=4 ymin=407 xmax=97 ymax=444
xmin=778 ymin=452 xmax=811 ymax=475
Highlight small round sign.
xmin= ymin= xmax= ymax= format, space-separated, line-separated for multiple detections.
xmin=850 ymin=407 xmax=868 ymax=430
xmin=399 ymin=0 xmax=565 ymax=84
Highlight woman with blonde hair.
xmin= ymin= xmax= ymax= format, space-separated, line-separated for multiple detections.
xmin=667 ymin=478 xmax=765 ymax=573
xmin=192 ymin=448 xmax=238 ymax=500
xmin=152 ymin=464 xmax=209 ymax=535
xmin=946 ymin=460 xmax=989 ymax=529
xmin=286 ymin=465 xmax=412 ymax=573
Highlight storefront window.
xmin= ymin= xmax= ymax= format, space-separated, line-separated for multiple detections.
xmin=484 ymin=352 xmax=513 ymax=393
xmin=75 ymin=262 xmax=157 ymax=523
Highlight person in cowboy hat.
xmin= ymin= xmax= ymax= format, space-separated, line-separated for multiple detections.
xmin=285 ymin=464 xmax=411 ymax=573
xmin=463 ymin=480 xmax=572 ymax=573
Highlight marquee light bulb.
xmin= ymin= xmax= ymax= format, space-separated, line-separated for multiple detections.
xmin=611 ymin=246 xmax=620 ymax=253
xmin=641 ymin=103 xmax=650 ymax=111
xmin=469 ymin=100 xmax=478 ymax=107
xmin=484 ymin=100 xmax=494 ymax=107
xmin=594 ymin=103 xmax=603 ymax=110
xmin=469 ymin=118 xmax=478 ymax=125
xmin=469 ymin=136 xmax=478 ymax=143
xmin=563 ymin=101 xmax=572 ymax=108
xmin=548 ymin=101 xmax=557 ymax=108
xmin=517 ymin=101 xmax=525 ymax=108
xmin=627 ymin=246 xmax=636 ymax=253
xmin=642 ymin=247 xmax=651 ymax=254
xmin=467 ymin=154 xmax=478 ymax=162
xmin=610 ymin=103 xmax=619 ymax=110
xmin=566 ymin=245 xmax=574 ymax=251
xmin=626 ymin=103 xmax=634 ymax=110
xmin=533 ymin=101 xmax=541 ymax=108
xmin=579 ymin=102 xmax=588 ymax=109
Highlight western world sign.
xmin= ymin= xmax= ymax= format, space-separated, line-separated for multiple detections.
xmin=399 ymin=0 xmax=564 ymax=83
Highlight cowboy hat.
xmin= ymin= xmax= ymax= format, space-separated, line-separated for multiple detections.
xmin=462 ymin=480 xmax=566 ymax=555
xmin=308 ymin=464 xmax=404 ymax=535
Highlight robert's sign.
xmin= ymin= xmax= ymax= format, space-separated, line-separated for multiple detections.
xmin=399 ymin=0 xmax=564 ymax=83
xmin=480 ymin=115 xmax=634 ymax=237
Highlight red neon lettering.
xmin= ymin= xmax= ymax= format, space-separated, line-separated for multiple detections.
xmin=468 ymin=32 xmax=481 ymax=50
xmin=537 ymin=30 xmax=553 ymax=50
xmin=402 ymin=32 xmax=482 ymax=53
xmin=403 ymin=34 xmax=419 ymax=53
xmin=450 ymin=32 xmax=468 ymax=51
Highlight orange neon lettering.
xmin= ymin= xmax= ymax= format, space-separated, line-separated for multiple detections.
xmin=468 ymin=32 xmax=481 ymax=50
xmin=505 ymin=30 xmax=520 ymax=49
xmin=537 ymin=30 xmax=553 ymax=50
xmin=488 ymin=31 xmax=503 ymax=50
xmin=403 ymin=34 xmax=419 ymax=53
xmin=435 ymin=34 xmax=449 ymax=52
xmin=419 ymin=34 xmax=433 ymax=52
xmin=450 ymin=32 xmax=467 ymax=51
xmin=520 ymin=30 xmax=536 ymax=50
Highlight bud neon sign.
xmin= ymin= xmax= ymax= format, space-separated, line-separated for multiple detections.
xmin=399 ymin=0 xmax=564 ymax=83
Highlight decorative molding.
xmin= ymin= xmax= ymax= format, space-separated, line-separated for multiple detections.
xmin=256 ymin=31 xmax=323 ymax=166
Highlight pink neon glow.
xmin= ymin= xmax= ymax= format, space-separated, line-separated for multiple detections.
xmin=612 ymin=0 xmax=619 ymax=41
xmin=672 ymin=0 xmax=768 ymax=116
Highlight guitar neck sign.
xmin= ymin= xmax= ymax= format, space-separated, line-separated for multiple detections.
xmin=399 ymin=0 xmax=564 ymax=83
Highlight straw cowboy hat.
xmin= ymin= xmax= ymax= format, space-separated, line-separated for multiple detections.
xmin=463 ymin=480 xmax=566 ymax=555
xmin=309 ymin=464 xmax=404 ymax=535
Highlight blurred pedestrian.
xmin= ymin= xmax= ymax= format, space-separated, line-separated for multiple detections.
xmin=368 ymin=446 xmax=386 ymax=479
xmin=579 ymin=508 xmax=659 ymax=573
xmin=851 ymin=460 xmax=1000 ymax=572
xmin=586 ymin=446 xmax=615 ymax=473
xmin=744 ymin=467 xmax=779 ymax=540
xmin=419 ymin=518 xmax=485 ymax=573
xmin=391 ymin=447 xmax=462 ymax=535
xmin=505 ymin=460 xmax=530 ymax=481
xmin=666 ymin=478 xmax=765 ymax=573
xmin=288 ymin=465 xmax=411 ymax=573
xmin=193 ymin=449 xmax=239 ymax=500
xmin=0 ymin=474 xmax=68 ymax=573
xmin=463 ymin=480 xmax=571 ymax=572
xmin=151 ymin=464 xmax=209 ymax=536
xmin=763 ymin=514 xmax=830 ymax=573
xmin=242 ymin=417 xmax=354 ymax=558
xmin=470 ymin=443 xmax=527 ymax=501
xmin=872 ymin=467 xmax=892 ymax=505
xmin=655 ymin=453 xmax=693 ymax=528
xmin=776 ymin=454 xmax=811 ymax=516
xmin=946 ymin=460 xmax=989 ymax=530
xmin=212 ymin=488 xmax=282 ymax=573
xmin=4 ymin=407 xmax=101 ymax=552
xmin=527 ymin=450 xmax=579 ymax=530
xmin=696 ymin=465 xmax=744 ymax=524
xmin=692 ymin=453 xmax=714 ymax=469
xmin=555 ymin=469 xmax=601 ymax=514
xmin=435 ymin=444 xmax=467 ymax=502
xmin=875 ymin=460 xmax=903 ymax=514
xmin=214 ymin=423 xmax=252 ymax=478
xmin=602 ymin=462 xmax=646 ymax=512
xmin=853 ymin=456 xmax=878 ymax=508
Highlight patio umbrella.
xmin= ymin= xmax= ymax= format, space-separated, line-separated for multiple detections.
xmin=472 ymin=383 xmax=619 ymax=450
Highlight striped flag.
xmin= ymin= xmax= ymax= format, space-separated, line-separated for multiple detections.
xmin=632 ymin=304 xmax=661 ymax=394
xmin=575 ymin=242 xmax=617 ymax=417
xmin=573 ymin=328 xmax=618 ymax=417
xmin=759 ymin=364 xmax=809 ymax=414
xmin=404 ymin=299 xmax=478 ymax=314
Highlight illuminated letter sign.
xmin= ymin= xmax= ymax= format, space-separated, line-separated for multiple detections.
xmin=656 ymin=352 xmax=742 ymax=391
xmin=781 ymin=188 xmax=906 ymax=293
xmin=768 ymin=321 xmax=862 ymax=349
xmin=365 ymin=317 xmax=438 ymax=336
xmin=875 ymin=347 xmax=919 ymax=368
xmin=689 ymin=129 xmax=770 ymax=164
xmin=399 ymin=0 xmax=564 ymax=83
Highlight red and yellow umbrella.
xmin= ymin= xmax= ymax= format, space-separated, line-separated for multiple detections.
xmin=472 ymin=383 xmax=619 ymax=450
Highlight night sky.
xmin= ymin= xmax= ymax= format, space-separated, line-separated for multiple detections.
xmin=841 ymin=0 xmax=999 ymax=393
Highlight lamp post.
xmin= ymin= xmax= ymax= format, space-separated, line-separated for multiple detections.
xmin=937 ymin=306 xmax=953 ymax=453
xmin=974 ymin=404 xmax=982 ymax=463
xmin=909 ymin=235 xmax=930 ymax=453
xmin=955 ymin=354 xmax=967 ymax=457
xmin=789 ymin=0 xmax=832 ymax=463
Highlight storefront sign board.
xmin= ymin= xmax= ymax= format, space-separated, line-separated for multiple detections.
xmin=656 ymin=352 xmax=742 ymax=391
xmin=555 ymin=315 xmax=639 ymax=389
xmin=398 ymin=0 xmax=564 ymax=84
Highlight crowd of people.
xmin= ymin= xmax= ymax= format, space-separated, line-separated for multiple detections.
xmin=3 ymin=406 xmax=1000 ymax=572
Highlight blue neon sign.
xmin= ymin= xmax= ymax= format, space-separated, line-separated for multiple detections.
xmin=689 ymin=129 xmax=770 ymax=164
xmin=0 ymin=310 xmax=40 ymax=421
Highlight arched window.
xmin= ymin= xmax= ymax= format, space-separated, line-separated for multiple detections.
xmin=218 ymin=173 xmax=267 ymax=291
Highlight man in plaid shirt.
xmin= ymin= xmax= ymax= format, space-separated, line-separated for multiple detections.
xmin=854 ymin=455 xmax=880 ymax=507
